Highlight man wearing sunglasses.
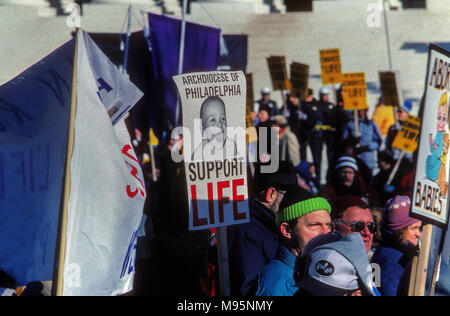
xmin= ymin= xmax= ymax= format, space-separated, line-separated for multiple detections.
xmin=330 ymin=195 xmax=376 ymax=254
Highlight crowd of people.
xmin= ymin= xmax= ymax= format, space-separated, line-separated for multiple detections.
xmin=0 ymin=83 xmax=434 ymax=297
xmin=131 ymin=84 xmax=426 ymax=297
xmin=226 ymin=86 xmax=424 ymax=296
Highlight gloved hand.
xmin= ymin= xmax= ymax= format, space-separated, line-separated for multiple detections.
xmin=383 ymin=183 xmax=395 ymax=193
xmin=296 ymin=110 xmax=308 ymax=121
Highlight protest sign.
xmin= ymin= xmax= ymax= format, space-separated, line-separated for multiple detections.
xmin=290 ymin=62 xmax=309 ymax=101
xmin=411 ymin=45 xmax=450 ymax=226
xmin=319 ymin=49 xmax=343 ymax=85
xmin=387 ymin=115 xmax=420 ymax=188
xmin=266 ymin=56 xmax=290 ymax=91
xmin=392 ymin=115 xmax=421 ymax=153
xmin=173 ymin=71 xmax=250 ymax=231
xmin=379 ymin=71 xmax=401 ymax=107
xmin=409 ymin=45 xmax=449 ymax=297
xmin=430 ymin=43 xmax=450 ymax=274
xmin=342 ymin=72 xmax=368 ymax=110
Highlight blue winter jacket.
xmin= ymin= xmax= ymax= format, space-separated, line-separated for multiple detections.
xmin=227 ymin=199 xmax=280 ymax=296
xmin=255 ymin=246 xmax=299 ymax=296
xmin=371 ymin=230 xmax=417 ymax=296
xmin=342 ymin=118 xmax=382 ymax=170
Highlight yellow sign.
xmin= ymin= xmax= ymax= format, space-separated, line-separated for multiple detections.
xmin=342 ymin=72 xmax=368 ymax=110
xmin=320 ymin=49 xmax=343 ymax=84
xmin=267 ymin=56 xmax=290 ymax=91
xmin=379 ymin=71 xmax=401 ymax=107
xmin=392 ymin=115 xmax=421 ymax=153
xmin=290 ymin=62 xmax=309 ymax=101
xmin=246 ymin=127 xmax=258 ymax=144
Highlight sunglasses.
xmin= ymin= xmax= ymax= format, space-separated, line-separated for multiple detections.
xmin=334 ymin=220 xmax=378 ymax=234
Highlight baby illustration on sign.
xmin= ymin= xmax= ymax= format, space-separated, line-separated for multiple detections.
xmin=426 ymin=92 xmax=449 ymax=187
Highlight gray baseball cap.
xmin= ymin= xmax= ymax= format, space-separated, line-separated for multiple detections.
xmin=297 ymin=233 xmax=375 ymax=296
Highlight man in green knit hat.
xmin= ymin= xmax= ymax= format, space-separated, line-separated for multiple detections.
xmin=256 ymin=187 xmax=333 ymax=296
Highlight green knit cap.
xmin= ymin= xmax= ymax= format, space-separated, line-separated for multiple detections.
xmin=276 ymin=188 xmax=331 ymax=226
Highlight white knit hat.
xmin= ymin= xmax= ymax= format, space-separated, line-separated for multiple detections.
xmin=334 ymin=156 xmax=358 ymax=172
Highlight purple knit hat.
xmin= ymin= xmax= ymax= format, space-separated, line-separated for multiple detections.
xmin=385 ymin=196 xmax=419 ymax=231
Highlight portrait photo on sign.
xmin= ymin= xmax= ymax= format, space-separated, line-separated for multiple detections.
xmin=192 ymin=95 xmax=240 ymax=161
xmin=173 ymin=71 xmax=247 ymax=162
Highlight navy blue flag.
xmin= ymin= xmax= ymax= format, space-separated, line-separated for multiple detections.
xmin=0 ymin=40 xmax=74 ymax=286
xmin=218 ymin=34 xmax=248 ymax=72
xmin=148 ymin=13 xmax=221 ymax=127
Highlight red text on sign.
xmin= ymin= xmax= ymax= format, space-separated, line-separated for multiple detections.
xmin=191 ymin=178 xmax=247 ymax=227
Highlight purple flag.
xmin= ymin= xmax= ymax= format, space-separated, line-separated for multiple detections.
xmin=148 ymin=13 xmax=221 ymax=126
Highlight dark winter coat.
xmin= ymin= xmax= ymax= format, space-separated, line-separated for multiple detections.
xmin=227 ymin=199 xmax=280 ymax=296
xmin=371 ymin=230 xmax=419 ymax=296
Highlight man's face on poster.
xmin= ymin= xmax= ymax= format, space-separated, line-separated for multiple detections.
xmin=201 ymin=99 xmax=227 ymax=145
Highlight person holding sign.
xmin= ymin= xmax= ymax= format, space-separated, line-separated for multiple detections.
xmin=255 ymin=187 xmax=333 ymax=296
xmin=341 ymin=109 xmax=383 ymax=173
xmin=227 ymin=163 xmax=299 ymax=296
xmin=308 ymin=87 xmax=334 ymax=181
xmin=372 ymin=150 xmax=411 ymax=205
xmin=385 ymin=100 xmax=414 ymax=163
xmin=318 ymin=87 xmax=338 ymax=170
xmin=371 ymin=196 xmax=422 ymax=296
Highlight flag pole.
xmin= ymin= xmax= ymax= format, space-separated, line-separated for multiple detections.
xmin=217 ymin=227 xmax=231 ymax=296
xmin=175 ymin=0 xmax=188 ymax=126
xmin=123 ymin=5 xmax=132 ymax=75
xmin=382 ymin=0 xmax=393 ymax=71
xmin=51 ymin=28 xmax=80 ymax=297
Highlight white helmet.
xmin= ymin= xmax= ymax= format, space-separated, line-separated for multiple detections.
xmin=319 ymin=87 xmax=331 ymax=95
xmin=261 ymin=87 xmax=271 ymax=95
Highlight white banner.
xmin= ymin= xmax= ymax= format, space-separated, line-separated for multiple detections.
xmin=62 ymin=30 xmax=145 ymax=296
xmin=173 ymin=71 xmax=250 ymax=231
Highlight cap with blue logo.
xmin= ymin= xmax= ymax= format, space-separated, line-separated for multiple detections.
xmin=297 ymin=233 xmax=375 ymax=296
